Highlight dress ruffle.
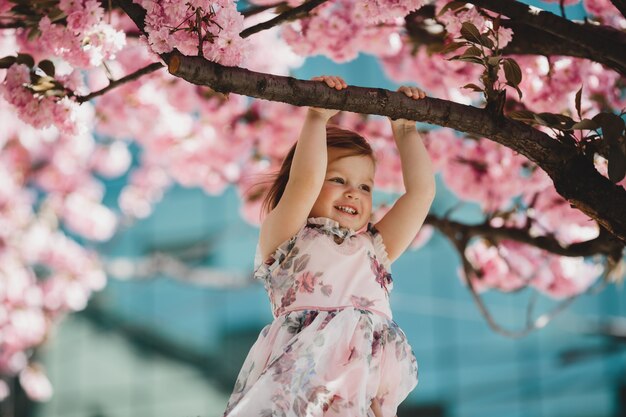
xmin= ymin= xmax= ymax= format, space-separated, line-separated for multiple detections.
xmin=222 ymin=308 xmax=418 ymax=417
xmin=254 ymin=217 xmax=392 ymax=279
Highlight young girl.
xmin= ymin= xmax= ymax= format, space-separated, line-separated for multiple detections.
xmin=223 ymin=76 xmax=435 ymax=417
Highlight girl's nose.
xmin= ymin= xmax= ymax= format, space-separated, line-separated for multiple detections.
xmin=344 ymin=187 xmax=358 ymax=199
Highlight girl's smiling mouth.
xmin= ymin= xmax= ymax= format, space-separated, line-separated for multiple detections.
xmin=335 ymin=205 xmax=358 ymax=215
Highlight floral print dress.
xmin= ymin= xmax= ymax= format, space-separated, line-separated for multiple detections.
xmin=223 ymin=217 xmax=418 ymax=417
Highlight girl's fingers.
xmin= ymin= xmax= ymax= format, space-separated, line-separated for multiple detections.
xmin=312 ymin=75 xmax=347 ymax=90
xmin=398 ymin=85 xmax=426 ymax=99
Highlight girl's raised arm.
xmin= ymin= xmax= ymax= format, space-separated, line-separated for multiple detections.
xmin=374 ymin=86 xmax=436 ymax=263
xmin=258 ymin=76 xmax=347 ymax=262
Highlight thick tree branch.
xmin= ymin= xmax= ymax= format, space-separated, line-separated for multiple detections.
xmin=405 ymin=7 xmax=625 ymax=82
xmin=166 ymin=53 xmax=626 ymax=244
xmin=76 ymin=62 xmax=163 ymax=103
xmin=465 ymin=0 xmax=626 ymax=76
xmin=239 ymin=0 xmax=329 ymax=39
xmin=499 ymin=20 xmax=626 ymax=77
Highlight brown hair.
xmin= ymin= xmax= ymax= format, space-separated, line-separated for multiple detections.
xmin=261 ymin=125 xmax=374 ymax=215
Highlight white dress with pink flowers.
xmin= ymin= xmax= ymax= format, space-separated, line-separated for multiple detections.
xmin=222 ymin=217 xmax=418 ymax=417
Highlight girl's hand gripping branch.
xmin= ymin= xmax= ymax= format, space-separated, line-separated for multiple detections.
xmin=375 ymin=85 xmax=436 ymax=263
xmin=309 ymin=75 xmax=347 ymax=121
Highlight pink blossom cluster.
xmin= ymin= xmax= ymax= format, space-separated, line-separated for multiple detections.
xmin=512 ymin=55 xmax=626 ymax=115
xmin=0 ymin=125 xmax=111 ymax=401
xmin=425 ymin=130 xmax=540 ymax=213
xmin=435 ymin=0 xmax=514 ymax=48
xmin=281 ymin=0 xmax=405 ymax=62
xmin=0 ymin=64 xmax=83 ymax=136
xmin=356 ymin=0 xmax=427 ymax=23
xmin=241 ymin=11 xmax=304 ymax=74
xmin=382 ymin=42 xmax=483 ymax=102
xmin=463 ymin=238 xmax=602 ymax=299
xmin=35 ymin=0 xmax=125 ymax=68
xmin=134 ymin=0 xmax=246 ymax=66
xmin=249 ymin=0 xmax=303 ymax=6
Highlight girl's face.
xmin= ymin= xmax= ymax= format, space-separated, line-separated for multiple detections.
xmin=309 ymin=147 xmax=375 ymax=231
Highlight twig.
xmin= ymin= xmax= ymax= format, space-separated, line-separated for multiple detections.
xmin=239 ymin=0 xmax=329 ymax=38
xmin=446 ymin=226 xmax=581 ymax=338
xmin=76 ymin=62 xmax=163 ymax=103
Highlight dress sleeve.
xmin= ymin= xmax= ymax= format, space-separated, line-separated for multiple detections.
xmin=366 ymin=223 xmax=392 ymax=272
xmin=253 ymin=233 xmax=299 ymax=282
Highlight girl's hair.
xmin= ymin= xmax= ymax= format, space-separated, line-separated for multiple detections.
xmin=261 ymin=125 xmax=374 ymax=215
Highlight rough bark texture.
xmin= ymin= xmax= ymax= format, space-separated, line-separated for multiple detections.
xmin=500 ymin=22 xmax=623 ymax=73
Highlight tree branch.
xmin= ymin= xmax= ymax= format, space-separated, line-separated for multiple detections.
xmin=239 ymin=0 xmax=329 ymax=38
xmin=166 ymin=53 xmax=626 ymax=244
xmin=436 ymin=220 xmax=610 ymax=338
xmin=465 ymin=0 xmax=626 ymax=76
xmin=0 ymin=21 xmax=25 ymax=29
xmin=76 ymin=62 xmax=164 ymax=103
xmin=405 ymin=7 xmax=625 ymax=82
xmin=424 ymin=214 xmax=624 ymax=259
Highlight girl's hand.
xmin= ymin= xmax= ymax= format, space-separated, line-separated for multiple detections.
xmin=389 ymin=85 xmax=427 ymax=132
xmin=308 ymin=75 xmax=348 ymax=120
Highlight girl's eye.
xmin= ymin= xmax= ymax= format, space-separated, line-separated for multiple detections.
xmin=360 ymin=185 xmax=371 ymax=192
xmin=330 ymin=177 xmax=344 ymax=184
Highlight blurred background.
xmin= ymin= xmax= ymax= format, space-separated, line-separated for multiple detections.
xmin=3 ymin=1 xmax=626 ymax=417
xmin=28 ymin=53 xmax=626 ymax=417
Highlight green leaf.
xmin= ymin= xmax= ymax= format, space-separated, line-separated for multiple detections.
xmin=535 ymin=112 xmax=575 ymax=129
xmin=571 ymin=118 xmax=598 ymax=130
xmin=0 ymin=55 xmax=17 ymax=69
xmin=15 ymin=53 xmax=34 ymax=68
xmin=480 ymin=34 xmax=494 ymax=49
xmin=507 ymin=83 xmax=523 ymax=100
xmin=27 ymin=27 xmax=41 ymax=41
xmin=462 ymin=83 xmax=484 ymax=92
xmin=436 ymin=41 xmax=467 ymax=55
xmin=460 ymin=22 xmax=482 ymax=44
xmin=48 ymin=7 xmax=66 ymax=23
xmin=493 ymin=15 xmax=501 ymax=32
xmin=607 ymin=144 xmax=626 ymax=183
xmin=464 ymin=46 xmax=482 ymax=57
xmin=502 ymin=58 xmax=522 ymax=86
xmin=37 ymin=59 xmax=55 ymax=77
xmin=487 ymin=56 xmax=501 ymax=66
xmin=449 ymin=55 xmax=484 ymax=65
xmin=575 ymin=85 xmax=583 ymax=119
xmin=508 ymin=110 xmax=536 ymax=123
xmin=592 ymin=112 xmax=625 ymax=146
